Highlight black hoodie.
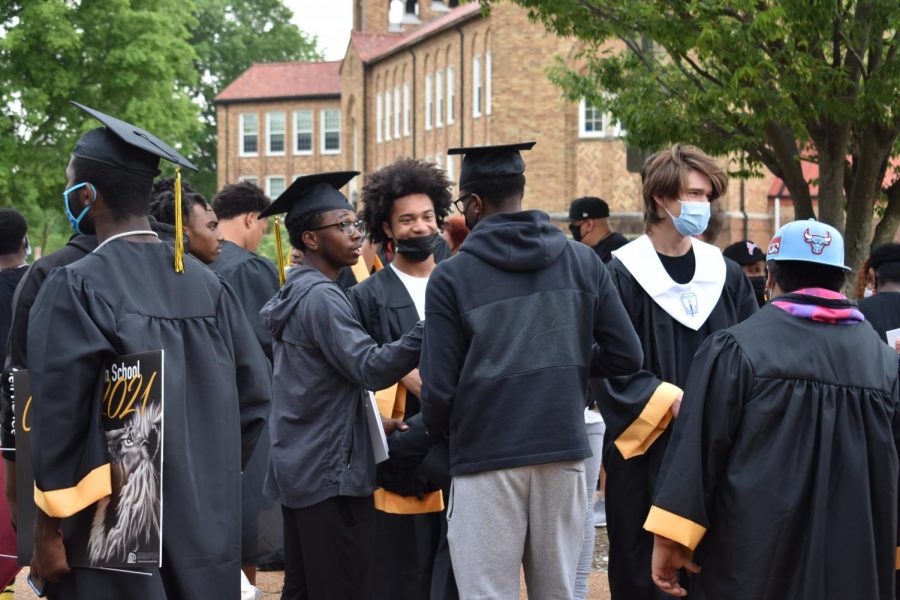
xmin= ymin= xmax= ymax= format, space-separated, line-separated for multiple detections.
xmin=420 ymin=210 xmax=643 ymax=476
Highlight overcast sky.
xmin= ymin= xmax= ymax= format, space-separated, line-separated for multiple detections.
xmin=285 ymin=0 xmax=354 ymax=61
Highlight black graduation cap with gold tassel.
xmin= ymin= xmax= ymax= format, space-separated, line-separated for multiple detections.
xmin=70 ymin=101 xmax=199 ymax=272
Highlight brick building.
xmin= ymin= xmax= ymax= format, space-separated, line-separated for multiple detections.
xmin=216 ymin=0 xmax=778 ymax=247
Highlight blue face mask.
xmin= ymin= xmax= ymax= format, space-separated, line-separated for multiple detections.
xmin=63 ymin=182 xmax=96 ymax=234
xmin=665 ymin=200 xmax=711 ymax=238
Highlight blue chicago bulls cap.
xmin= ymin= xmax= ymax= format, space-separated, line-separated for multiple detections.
xmin=766 ymin=218 xmax=849 ymax=271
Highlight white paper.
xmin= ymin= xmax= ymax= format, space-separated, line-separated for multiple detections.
xmin=886 ymin=328 xmax=900 ymax=352
xmin=366 ymin=392 xmax=390 ymax=464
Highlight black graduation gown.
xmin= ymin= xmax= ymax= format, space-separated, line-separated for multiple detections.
xmin=210 ymin=240 xmax=283 ymax=567
xmin=647 ymin=304 xmax=900 ymax=600
xmin=0 ymin=266 xmax=27 ymax=373
xmin=858 ymin=291 xmax=900 ymax=343
xmin=348 ymin=266 xmax=458 ymax=600
xmin=597 ymin=241 xmax=757 ymax=600
xmin=27 ymin=240 xmax=271 ymax=600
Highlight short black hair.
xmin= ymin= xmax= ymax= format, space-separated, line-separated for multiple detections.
xmin=211 ymin=181 xmax=270 ymax=220
xmin=286 ymin=212 xmax=325 ymax=252
xmin=869 ymin=243 xmax=900 ymax=288
xmin=149 ymin=177 xmax=211 ymax=226
xmin=768 ymin=260 xmax=846 ymax=294
xmin=0 ymin=208 xmax=27 ymax=255
xmin=361 ymin=158 xmax=452 ymax=245
xmin=72 ymin=157 xmax=154 ymax=220
xmin=462 ymin=174 xmax=526 ymax=206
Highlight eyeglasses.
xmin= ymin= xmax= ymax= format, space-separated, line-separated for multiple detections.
xmin=453 ymin=193 xmax=474 ymax=214
xmin=308 ymin=219 xmax=366 ymax=236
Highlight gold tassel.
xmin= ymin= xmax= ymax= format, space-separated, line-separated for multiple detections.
xmin=174 ymin=166 xmax=184 ymax=273
xmin=274 ymin=217 xmax=286 ymax=285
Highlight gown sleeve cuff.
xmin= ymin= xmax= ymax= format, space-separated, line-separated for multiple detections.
xmin=896 ymin=547 xmax=900 ymax=570
xmin=34 ymin=463 xmax=112 ymax=518
xmin=374 ymin=488 xmax=445 ymax=514
xmin=614 ymin=381 xmax=681 ymax=459
xmin=644 ymin=505 xmax=707 ymax=551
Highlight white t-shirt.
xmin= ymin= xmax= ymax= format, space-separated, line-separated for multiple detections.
xmin=391 ymin=264 xmax=429 ymax=320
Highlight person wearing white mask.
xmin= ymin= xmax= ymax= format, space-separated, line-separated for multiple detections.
xmin=595 ymin=145 xmax=758 ymax=600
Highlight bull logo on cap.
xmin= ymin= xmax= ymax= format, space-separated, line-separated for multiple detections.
xmin=803 ymin=228 xmax=832 ymax=255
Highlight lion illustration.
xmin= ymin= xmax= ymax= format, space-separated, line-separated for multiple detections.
xmin=88 ymin=403 xmax=162 ymax=565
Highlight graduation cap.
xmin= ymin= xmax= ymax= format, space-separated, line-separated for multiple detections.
xmin=71 ymin=101 xmax=198 ymax=272
xmin=258 ymin=171 xmax=359 ymax=283
xmin=447 ymin=141 xmax=536 ymax=188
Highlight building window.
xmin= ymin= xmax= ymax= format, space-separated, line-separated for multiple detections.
xmin=403 ymin=82 xmax=411 ymax=136
xmin=322 ymin=109 xmax=341 ymax=153
xmin=485 ymin=52 xmax=492 ymax=115
xmin=266 ymin=176 xmax=286 ymax=198
xmin=266 ymin=112 xmax=285 ymax=155
xmin=239 ymin=175 xmax=259 ymax=185
xmin=425 ymin=74 xmax=433 ymax=130
xmin=393 ymin=86 xmax=401 ymax=139
xmin=473 ymin=55 xmax=482 ymax=118
xmin=239 ymin=113 xmax=258 ymax=156
xmin=446 ymin=154 xmax=455 ymax=184
xmin=435 ymin=153 xmax=443 ymax=169
xmin=447 ymin=66 xmax=455 ymax=124
xmin=376 ymin=93 xmax=383 ymax=143
xmin=578 ymin=99 xmax=624 ymax=138
xmin=435 ymin=69 xmax=444 ymax=127
xmin=385 ymin=91 xmax=392 ymax=141
xmin=293 ymin=110 xmax=313 ymax=155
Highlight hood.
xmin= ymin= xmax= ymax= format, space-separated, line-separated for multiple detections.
xmin=260 ymin=265 xmax=332 ymax=341
xmin=459 ymin=210 xmax=568 ymax=272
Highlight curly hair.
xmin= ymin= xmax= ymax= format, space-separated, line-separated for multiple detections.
xmin=212 ymin=181 xmax=270 ymax=220
xmin=0 ymin=208 xmax=27 ymax=255
xmin=149 ymin=176 xmax=210 ymax=225
xmin=360 ymin=158 xmax=452 ymax=245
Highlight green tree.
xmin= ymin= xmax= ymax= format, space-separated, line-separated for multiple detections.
xmin=188 ymin=0 xmax=322 ymax=197
xmin=0 ymin=0 xmax=201 ymax=253
xmin=488 ymin=0 xmax=900 ymax=278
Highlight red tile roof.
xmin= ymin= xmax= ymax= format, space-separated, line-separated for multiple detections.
xmin=215 ymin=60 xmax=342 ymax=103
xmin=350 ymin=31 xmax=405 ymax=63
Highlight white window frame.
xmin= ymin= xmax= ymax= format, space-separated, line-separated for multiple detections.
xmin=435 ymin=153 xmax=443 ymax=169
xmin=472 ymin=55 xmax=482 ymax=118
xmin=447 ymin=66 xmax=455 ymax=125
xmin=578 ymin=98 xmax=625 ymax=139
xmin=376 ymin=93 xmax=383 ymax=143
xmin=425 ymin=74 xmax=433 ymax=130
xmin=293 ymin=110 xmax=313 ymax=155
xmin=238 ymin=175 xmax=259 ymax=185
xmin=385 ymin=91 xmax=392 ymax=141
xmin=446 ymin=154 xmax=455 ymax=185
xmin=393 ymin=86 xmax=401 ymax=139
xmin=266 ymin=175 xmax=286 ymax=198
xmin=435 ymin=69 xmax=444 ymax=127
xmin=239 ymin=113 xmax=259 ymax=157
xmin=266 ymin=112 xmax=286 ymax=156
xmin=403 ymin=82 xmax=411 ymax=136
xmin=321 ymin=109 xmax=341 ymax=154
xmin=485 ymin=52 xmax=492 ymax=115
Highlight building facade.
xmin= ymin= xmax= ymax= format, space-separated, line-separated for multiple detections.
xmin=216 ymin=0 xmax=778 ymax=247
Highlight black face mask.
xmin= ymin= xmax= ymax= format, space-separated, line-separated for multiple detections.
xmin=568 ymin=223 xmax=583 ymax=242
xmin=749 ymin=276 xmax=767 ymax=306
xmin=395 ymin=232 xmax=442 ymax=262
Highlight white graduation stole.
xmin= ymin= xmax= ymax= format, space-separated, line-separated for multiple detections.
xmin=613 ymin=235 xmax=726 ymax=331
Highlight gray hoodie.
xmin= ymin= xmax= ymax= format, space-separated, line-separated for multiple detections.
xmin=260 ymin=265 xmax=423 ymax=509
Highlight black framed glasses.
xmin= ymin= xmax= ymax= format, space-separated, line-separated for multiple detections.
xmin=309 ymin=219 xmax=366 ymax=236
xmin=453 ymin=193 xmax=474 ymax=214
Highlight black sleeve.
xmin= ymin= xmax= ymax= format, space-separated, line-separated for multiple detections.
xmin=727 ymin=261 xmax=759 ymax=322
xmin=228 ymin=258 xmax=280 ymax=361
xmin=590 ymin=257 xmax=643 ymax=378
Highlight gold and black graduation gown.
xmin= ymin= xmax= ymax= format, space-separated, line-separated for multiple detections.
xmin=646 ymin=302 xmax=900 ymax=600
xmin=597 ymin=236 xmax=757 ymax=600
xmin=27 ymin=240 xmax=271 ymax=599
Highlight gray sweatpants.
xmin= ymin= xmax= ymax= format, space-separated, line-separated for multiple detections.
xmin=447 ymin=460 xmax=587 ymax=600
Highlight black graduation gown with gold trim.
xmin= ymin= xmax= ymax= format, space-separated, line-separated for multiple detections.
xmin=27 ymin=241 xmax=271 ymax=599
xmin=596 ymin=236 xmax=757 ymax=600
xmin=348 ymin=264 xmax=457 ymax=600
xmin=646 ymin=304 xmax=900 ymax=600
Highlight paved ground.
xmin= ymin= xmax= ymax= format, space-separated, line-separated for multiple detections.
xmin=14 ymin=529 xmax=612 ymax=599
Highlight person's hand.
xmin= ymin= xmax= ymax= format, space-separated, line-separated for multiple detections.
xmin=31 ymin=511 xmax=70 ymax=584
xmin=401 ymin=369 xmax=422 ymax=398
xmin=651 ymin=534 xmax=700 ymax=597
xmin=670 ymin=393 xmax=684 ymax=419
xmin=381 ymin=416 xmax=409 ymax=436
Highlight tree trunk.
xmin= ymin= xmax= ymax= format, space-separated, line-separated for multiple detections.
xmin=843 ymin=128 xmax=892 ymax=279
xmin=814 ymin=121 xmax=851 ymax=232
xmin=873 ymin=183 xmax=900 ymax=248
xmin=762 ymin=122 xmax=815 ymax=219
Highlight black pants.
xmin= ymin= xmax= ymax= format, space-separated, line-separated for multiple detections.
xmin=281 ymin=495 xmax=375 ymax=600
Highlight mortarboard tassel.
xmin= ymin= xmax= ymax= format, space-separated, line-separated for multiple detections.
xmin=274 ymin=217 xmax=286 ymax=285
xmin=174 ymin=166 xmax=184 ymax=273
